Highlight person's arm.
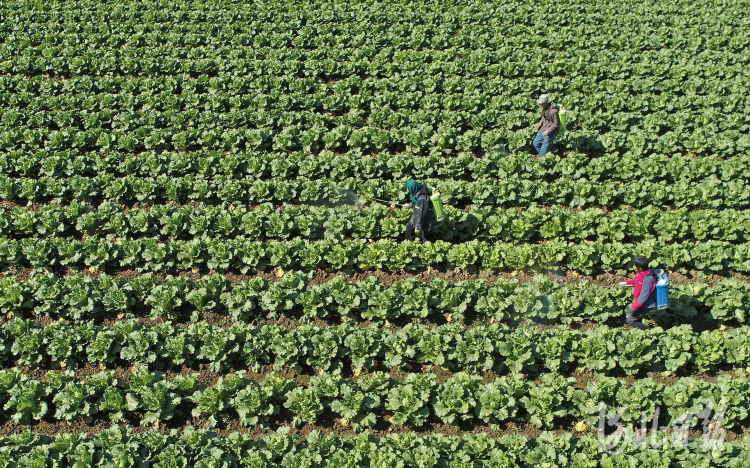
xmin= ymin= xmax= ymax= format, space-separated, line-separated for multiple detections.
xmin=632 ymin=275 xmax=655 ymax=309
xmin=535 ymin=116 xmax=543 ymax=129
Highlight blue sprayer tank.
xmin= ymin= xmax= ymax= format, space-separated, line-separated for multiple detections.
xmin=653 ymin=269 xmax=669 ymax=309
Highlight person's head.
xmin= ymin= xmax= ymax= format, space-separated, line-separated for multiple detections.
xmin=632 ymin=255 xmax=650 ymax=272
xmin=406 ymin=179 xmax=419 ymax=196
xmin=537 ymin=94 xmax=551 ymax=110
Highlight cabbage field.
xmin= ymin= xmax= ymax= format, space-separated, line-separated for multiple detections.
xmin=2 ymin=0 xmax=750 ymax=466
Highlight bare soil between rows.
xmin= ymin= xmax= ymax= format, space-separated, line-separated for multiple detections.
xmin=4 ymin=266 xmax=747 ymax=287
xmin=0 ymin=414 xmax=744 ymax=443
xmin=13 ymin=361 xmax=746 ymax=391
xmin=307 ymin=268 xmax=747 ymax=287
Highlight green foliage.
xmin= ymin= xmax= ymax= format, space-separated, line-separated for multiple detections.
xmin=433 ymin=373 xmax=481 ymax=424
xmin=385 ymin=374 xmax=435 ymax=427
xmin=3 ymin=0 xmax=750 ymax=455
xmin=284 ymin=387 xmax=323 ymax=427
xmin=4 ymin=236 xmax=750 ymax=275
xmin=2 ymin=319 xmax=750 ymax=377
xmin=520 ymin=373 xmax=576 ymax=429
xmin=1 ymin=366 xmax=748 ymax=435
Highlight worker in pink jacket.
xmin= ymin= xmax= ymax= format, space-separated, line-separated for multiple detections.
xmin=617 ymin=256 xmax=657 ymax=329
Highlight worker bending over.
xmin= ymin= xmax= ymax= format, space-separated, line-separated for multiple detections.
xmin=533 ymin=94 xmax=559 ymax=157
xmin=404 ymin=179 xmax=436 ymax=242
xmin=618 ymin=255 xmax=657 ymax=330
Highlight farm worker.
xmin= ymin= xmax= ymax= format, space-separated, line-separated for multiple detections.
xmin=617 ymin=255 xmax=657 ymax=330
xmin=533 ymin=94 xmax=559 ymax=157
xmin=404 ymin=179 xmax=436 ymax=242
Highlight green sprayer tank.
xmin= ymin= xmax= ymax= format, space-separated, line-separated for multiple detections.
xmin=430 ymin=190 xmax=444 ymax=223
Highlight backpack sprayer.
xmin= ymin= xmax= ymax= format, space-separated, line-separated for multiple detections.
xmin=554 ymin=104 xmax=570 ymax=138
xmin=653 ymin=269 xmax=670 ymax=309
xmin=430 ymin=190 xmax=445 ymax=223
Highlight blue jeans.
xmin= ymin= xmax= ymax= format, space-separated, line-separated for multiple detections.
xmin=533 ymin=130 xmax=556 ymax=157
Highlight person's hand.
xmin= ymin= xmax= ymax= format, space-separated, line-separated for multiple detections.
xmin=534 ymin=123 xmax=541 ymax=130
xmin=617 ymin=282 xmax=628 ymax=287
xmin=404 ymin=202 xmax=413 ymax=208
xmin=542 ymin=131 xmax=549 ymax=137
xmin=414 ymin=229 xmax=420 ymax=233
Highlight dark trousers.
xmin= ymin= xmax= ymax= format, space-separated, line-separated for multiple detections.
xmin=405 ymin=221 xmax=431 ymax=242
xmin=626 ymin=306 xmax=652 ymax=330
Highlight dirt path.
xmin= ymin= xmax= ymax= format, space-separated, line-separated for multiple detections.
xmin=4 ymin=266 xmax=746 ymax=287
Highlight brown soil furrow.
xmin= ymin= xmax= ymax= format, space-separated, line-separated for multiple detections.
xmin=2 ymin=266 xmax=748 ymax=287
xmin=0 ymin=417 xmax=744 ymax=442
xmin=11 ymin=363 xmax=745 ymax=387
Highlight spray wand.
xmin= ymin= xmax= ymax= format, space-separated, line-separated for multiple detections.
xmin=369 ymin=198 xmax=411 ymax=207
xmin=577 ymin=284 xmax=629 ymax=292
xmin=354 ymin=192 xmax=411 ymax=207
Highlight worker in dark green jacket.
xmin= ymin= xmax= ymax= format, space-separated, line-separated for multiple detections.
xmin=404 ymin=179 xmax=436 ymax=242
